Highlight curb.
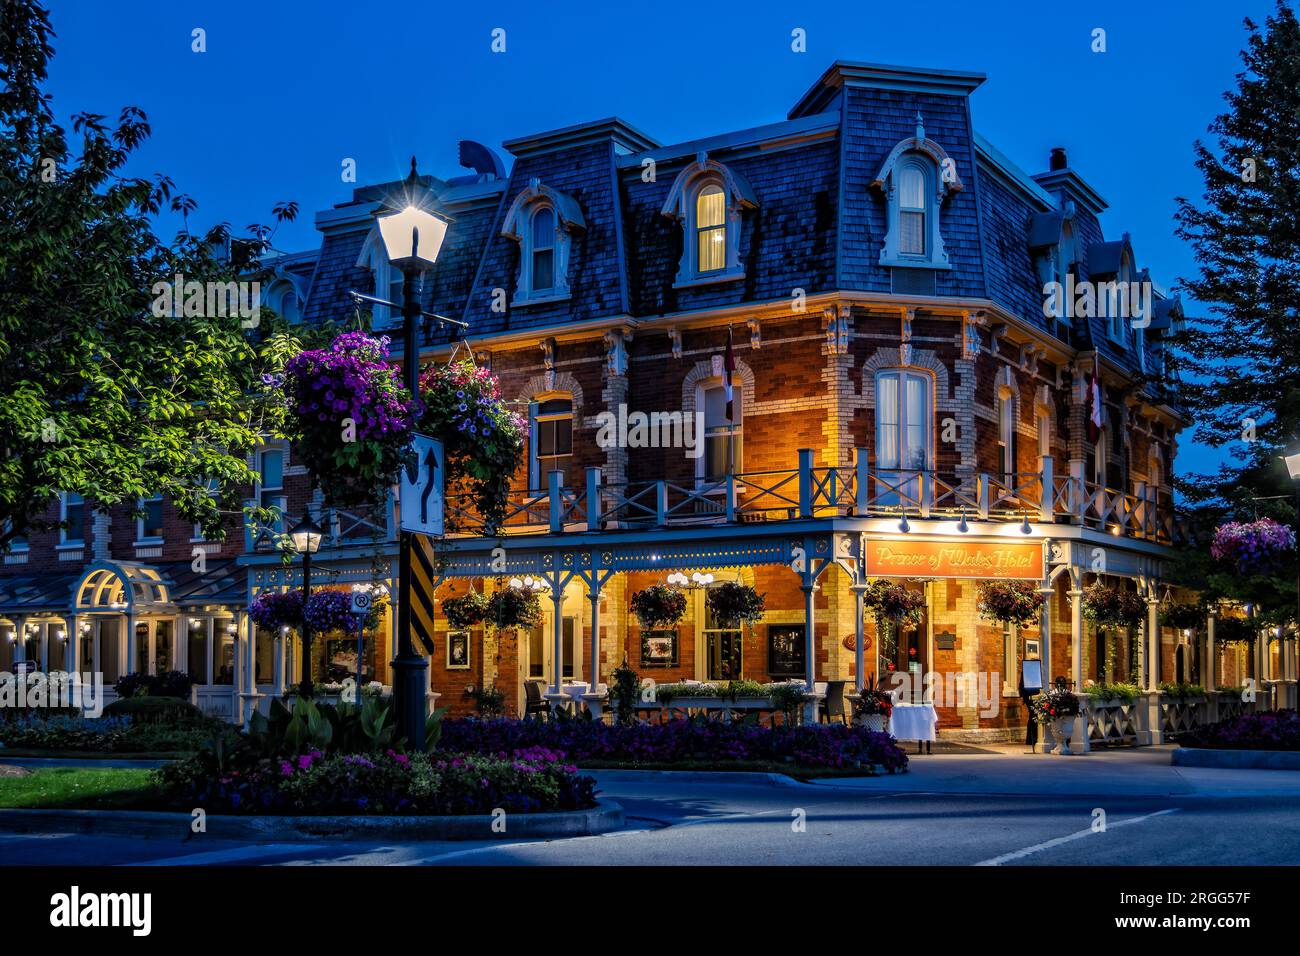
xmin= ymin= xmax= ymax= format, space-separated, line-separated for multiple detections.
xmin=589 ymin=769 xmax=803 ymax=787
xmin=1172 ymin=747 xmax=1300 ymax=771
xmin=0 ymin=799 xmax=625 ymax=842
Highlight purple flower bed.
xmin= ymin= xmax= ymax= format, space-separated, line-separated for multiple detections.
xmin=1180 ymin=709 xmax=1300 ymax=751
xmin=438 ymin=718 xmax=909 ymax=773
xmin=154 ymin=746 xmax=597 ymax=815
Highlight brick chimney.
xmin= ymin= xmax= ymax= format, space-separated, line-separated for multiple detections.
xmin=1049 ymin=147 xmax=1068 ymax=171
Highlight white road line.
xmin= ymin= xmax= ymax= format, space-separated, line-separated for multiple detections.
xmin=974 ymin=808 xmax=1181 ymax=866
xmin=121 ymin=842 xmax=309 ymax=867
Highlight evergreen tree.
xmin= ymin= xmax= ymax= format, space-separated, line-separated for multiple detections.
xmin=1174 ymin=0 xmax=1300 ymax=517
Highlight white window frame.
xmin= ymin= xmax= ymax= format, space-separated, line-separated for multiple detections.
xmin=58 ymin=492 xmax=85 ymax=547
xmin=694 ymin=376 xmax=744 ymax=483
xmin=526 ymin=204 xmax=557 ymax=298
xmin=356 ymin=230 xmax=403 ymax=328
xmin=256 ymin=445 xmax=288 ymax=536
xmin=874 ymin=369 xmax=934 ymax=472
xmin=879 ymin=154 xmax=951 ymax=271
xmin=529 ymin=395 xmax=574 ymax=492
xmin=501 ymin=180 xmax=584 ymax=307
xmin=997 ymin=389 xmax=1017 ymax=483
xmin=136 ymin=492 xmax=164 ymax=545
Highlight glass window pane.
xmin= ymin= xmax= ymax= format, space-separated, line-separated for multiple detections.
xmin=531 ymin=208 xmax=554 ymax=249
xmin=704 ymin=386 xmax=727 ymax=427
xmin=532 ymin=249 xmax=554 ymax=291
xmin=154 ymin=619 xmax=173 ymax=673
xmin=261 ymin=450 xmax=283 ymax=490
xmin=529 ymin=626 xmax=544 ymax=679
xmin=135 ymin=622 xmax=149 ymax=675
xmin=64 ymin=502 xmax=84 ymax=542
xmin=100 ymin=619 xmax=120 ymax=682
xmin=538 ymin=398 xmax=571 ymax=415
xmin=900 ymin=211 xmax=925 ymax=255
xmin=900 ymin=167 xmax=925 ymax=209
xmin=213 ymin=628 xmax=235 ymax=685
xmin=78 ymin=628 xmax=93 ymax=673
xmin=187 ymin=620 xmax=207 ymax=683
xmin=696 ymin=185 xmax=725 ymax=228
xmin=697 ymin=226 xmax=725 ymax=273
xmin=537 ymin=420 xmax=556 ymax=457
xmin=561 ymin=617 xmax=575 ymax=679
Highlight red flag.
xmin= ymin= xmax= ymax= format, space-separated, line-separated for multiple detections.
xmin=724 ymin=325 xmax=736 ymax=422
xmin=1087 ymin=355 xmax=1104 ymax=444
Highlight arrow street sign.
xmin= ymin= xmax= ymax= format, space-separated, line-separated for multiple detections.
xmin=398 ymin=433 xmax=444 ymax=537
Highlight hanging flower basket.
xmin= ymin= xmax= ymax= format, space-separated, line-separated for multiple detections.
xmin=419 ymin=360 xmax=526 ymax=534
xmin=863 ymin=580 xmax=926 ymax=628
xmin=629 ymin=585 xmax=687 ymax=629
xmin=1160 ymin=602 xmax=1204 ymax=632
xmin=283 ymin=332 xmax=419 ymax=507
xmin=487 ymin=586 xmax=544 ymax=631
xmin=248 ymin=589 xmax=304 ymax=631
xmin=303 ymin=587 xmax=385 ymax=634
xmin=976 ymin=581 xmax=1046 ymax=628
xmin=1212 ymin=614 xmax=1259 ymax=647
xmin=1211 ymin=518 xmax=1297 ymax=576
xmin=1082 ymin=582 xmax=1145 ymax=630
xmin=442 ymin=590 xmax=489 ymax=629
xmin=705 ymin=582 xmax=766 ymax=628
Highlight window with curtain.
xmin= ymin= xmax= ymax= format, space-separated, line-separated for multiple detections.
xmin=531 ymin=397 xmax=573 ymax=489
xmin=695 ymin=184 xmax=726 ymax=274
xmin=876 ymin=371 xmax=929 ymax=471
xmin=530 ymin=207 xmax=555 ymax=292
xmin=898 ymin=164 xmax=927 ymax=256
xmin=997 ymin=393 xmax=1018 ymax=484
xmin=701 ymin=382 xmax=743 ymax=480
xmin=61 ymin=492 xmax=85 ymax=544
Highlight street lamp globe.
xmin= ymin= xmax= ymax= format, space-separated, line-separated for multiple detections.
xmin=289 ymin=510 xmax=323 ymax=555
xmin=1284 ymin=451 xmax=1300 ymax=482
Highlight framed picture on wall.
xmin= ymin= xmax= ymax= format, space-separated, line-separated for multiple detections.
xmin=446 ymin=629 xmax=470 ymax=670
xmin=1024 ymin=638 xmax=1041 ymax=660
xmin=767 ymin=624 xmax=806 ymax=678
xmin=641 ymin=629 xmax=678 ymax=668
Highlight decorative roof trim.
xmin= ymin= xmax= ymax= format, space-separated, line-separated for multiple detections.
xmin=870 ymin=114 xmax=964 ymax=198
xmin=659 ymin=152 xmax=758 ymax=221
xmin=501 ymin=178 xmax=587 ymax=241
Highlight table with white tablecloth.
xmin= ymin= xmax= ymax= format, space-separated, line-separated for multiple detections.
xmin=888 ymin=702 xmax=938 ymax=744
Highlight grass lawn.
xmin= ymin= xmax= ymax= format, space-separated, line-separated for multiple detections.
xmin=0 ymin=767 xmax=162 ymax=810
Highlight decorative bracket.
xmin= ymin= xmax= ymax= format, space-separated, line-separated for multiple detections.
xmin=822 ymin=305 xmax=850 ymax=356
xmin=667 ymin=327 xmax=682 ymax=360
xmin=747 ymin=317 xmax=762 ymax=350
xmin=604 ymin=328 xmax=632 ymax=377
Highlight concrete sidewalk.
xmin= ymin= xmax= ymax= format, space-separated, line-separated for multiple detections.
xmin=800 ymin=744 xmax=1300 ymax=798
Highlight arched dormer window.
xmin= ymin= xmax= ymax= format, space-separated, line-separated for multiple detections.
xmin=266 ymin=279 xmax=301 ymax=324
xmin=356 ymin=229 xmax=403 ymax=327
xmin=502 ymin=178 xmax=586 ymax=306
xmin=661 ymin=151 xmax=757 ymax=288
xmin=872 ymin=114 xmax=963 ymax=271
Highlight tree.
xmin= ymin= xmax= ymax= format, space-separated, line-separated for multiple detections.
xmin=1173 ymin=1 xmax=1300 ymax=517
xmin=1172 ymin=1 xmax=1299 ymax=626
xmin=0 ymin=0 xmax=304 ymax=548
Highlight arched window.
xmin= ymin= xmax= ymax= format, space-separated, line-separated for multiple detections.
xmin=358 ymin=236 xmax=402 ymax=327
xmin=277 ymin=286 xmax=300 ymax=323
xmin=898 ymin=164 xmax=928 ymax=257
xmin=695 ymin=184 xmax=727 ymax=273
xmin=875 ymin=369 xmax=931 ymax=503
xmin=530 ymin=396 xmax=573 ymax=490
xmin=530 ymin=206 xmax=556 ymax=293
xmin=997 ymin=390 xmax=1018 ymax=484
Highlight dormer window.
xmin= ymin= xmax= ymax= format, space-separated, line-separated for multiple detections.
xmin=357 ymin=230 xmax=403 ymax=327
xmin=502 ymin=178 xmax=585 ymax=306
xmin=661 ymin=152 xmax=757 ymax=287
xmin=872 ymin=114 xmax=963 ymax=271
xmin=695 ymin=184 xmax=727 ymax=273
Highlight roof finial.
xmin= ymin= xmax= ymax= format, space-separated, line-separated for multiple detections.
xmin=915 ymin=112 xmax=925 ymax=142
xmin=407 ymin=155 xmax=420 ymax=185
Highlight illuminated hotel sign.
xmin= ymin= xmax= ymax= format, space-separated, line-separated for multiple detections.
xmin=864 ymin=540 xmax=1042 ymax=580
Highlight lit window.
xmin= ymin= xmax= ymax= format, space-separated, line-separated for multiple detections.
xmin=997 ymin=393 xmax=1018 ymax=484
xmin=531 ymin=207 xmax=555 ymax=293
xmin=898 ymin=165 xmax=927 ymax=256
xmin=530 ymin=397 xmax=573 ymax=489
xmin=701 ymin=382 xmax=743 ymax=480
xmin=875 ymin=370 xmax=931 ymax=505
xmin=695 ymin=184 xmax=727 ymax=273
xmin=60 ymin=492 xmax=85 ymax=545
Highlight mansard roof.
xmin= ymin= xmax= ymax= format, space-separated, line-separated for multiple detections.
xmin=294 ymin=60 xmax=1169 ymax=383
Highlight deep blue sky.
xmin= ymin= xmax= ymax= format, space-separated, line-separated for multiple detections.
xmin=44 ymin=0 xmax=1272 ymax=476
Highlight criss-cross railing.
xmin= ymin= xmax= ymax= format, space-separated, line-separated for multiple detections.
xmin=436 ymin=448 xmax=1182 ymax=543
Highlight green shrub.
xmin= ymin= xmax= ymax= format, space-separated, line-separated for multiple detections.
xmin=1159 ymin=682 xmax=1207 ymax=699
xmin=1084 ymin=682 xmax=1143 ymax=703
xmin=103 ymin=696 xmax=203 ymax=723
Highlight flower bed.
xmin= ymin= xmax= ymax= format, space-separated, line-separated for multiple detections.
xmin=153 ymin=746 xmax=597 ymax=815
xmin=1180 ymin=710 xmax=1300 ymax=751
xmin=437 ymin=717 xmax=909 ymax=773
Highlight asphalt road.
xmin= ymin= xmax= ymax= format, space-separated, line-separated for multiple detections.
xmin=3 ymin=766 xmax=1298 ymax=867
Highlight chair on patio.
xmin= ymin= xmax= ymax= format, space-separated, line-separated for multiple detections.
xmin=524 ymin=680 xmax=549 ymax=720
xmin=819 ymin=679 xmax=848 ymax=725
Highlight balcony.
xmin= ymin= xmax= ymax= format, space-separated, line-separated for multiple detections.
xmin=442 ymin=450 xmax=1184 ymax=545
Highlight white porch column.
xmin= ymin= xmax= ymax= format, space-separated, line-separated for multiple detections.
xmin=65 ymin=615 xmax=79 ymax=672
xmin=852 ymin=584 xmax=867 ymax=692
xmin=1068 ymin=580 xmax=1090 ymax=753
xmin=588 ymin=582 xmax=601 ymax=690
xmin=1039 ymin=583 xmax=1053 ymax=683
xmin=239 ymin=613 xmax=258 ymax=728
xmin=11 ymin=615 xmax=26 ymax=665
xmin=124 ymin=615 xmax=137 ymax=675
xmin=1205 ymin=612 xmax=1217 ymax=692
xmin=1145 ymin=596 xmax=1161 ymax=692
xmin=550 ymin=582 xmax=564 ymax=697
xmin=802 ymin=582 xmax=817 ymax=691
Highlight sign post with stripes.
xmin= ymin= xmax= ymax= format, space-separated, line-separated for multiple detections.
xmin=408 ymin=535 xmax=439 ymax=656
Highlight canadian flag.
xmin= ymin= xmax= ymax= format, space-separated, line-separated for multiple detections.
xmin=1087 ymin=355 xmax=1104 ymax=443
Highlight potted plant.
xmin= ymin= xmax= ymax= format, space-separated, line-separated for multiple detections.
xmin=705 ymin=581 xmax=766 ymax=628
xmin=419 ymin=360 xmax=526 ymax=534
xmin=442 ymin=590 xmax=489 ymax=629
xmin=1211 ymin=517 xmax=1297 ymax=576
xmin=1032 ymin=688 xmax=1081 ymax=755
xmin=629 ymin=585 xmax=687 ymax=630
xmin=282 ymin=331 xmax=419 ymax=507
xmin=854 ymin=687 xmax=894 ymax=733
xmin=486 ymin=586 xmax=544 ymax=631
xmin=248 ymin=588 xmax=305 ymax=632
xmin=977 ymin=581 xmax=1046 ymax=628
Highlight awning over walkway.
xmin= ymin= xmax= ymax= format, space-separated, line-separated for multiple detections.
xmin=0 ymin=573 xmax=80 ymax=616
xmin=160 ymin=559 xmax=246 ymax=607
xmin=72 ymin=561 xmax=173 ymax=613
